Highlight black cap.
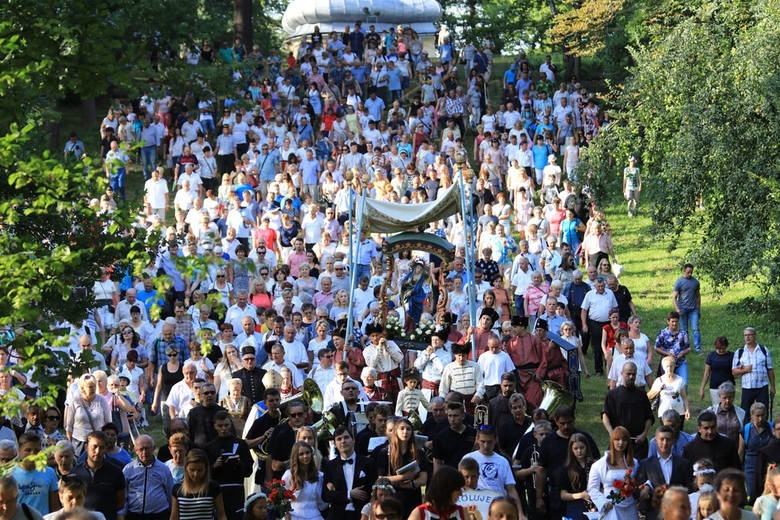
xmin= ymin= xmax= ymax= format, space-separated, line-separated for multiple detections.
xmin=241 ymin=346 xmax=257 ymax=357
xmin=511 ymin=316 xmax=529 ymax=328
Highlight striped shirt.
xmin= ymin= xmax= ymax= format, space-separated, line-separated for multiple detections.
xmin=439 ymin=361 xmax=485 ymax=398
xmin=173 ymin=480 xmax=222 ymax=520
xmin=732 ymin=343 xmax=773 ymax=389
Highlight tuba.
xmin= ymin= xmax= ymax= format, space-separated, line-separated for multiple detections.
xmin=259 ymin=378 xmax=324 ymax=459
xmin=525 ymin=380 xmax=575 ymax=433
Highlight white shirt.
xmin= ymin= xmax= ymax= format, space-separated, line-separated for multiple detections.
xmin=144 ymin=177 xmax=169 ymax=209
xmin=581 ymin=288 xmax=618 ymax=322
xmin=363 ymin=341 xmax=403 ymax=373
xmin=166 ymin=380 xmax=196 ymax=418
xmin=322 ymin=377 xmax=369 ymax=410
xmin=225 ymin=303 xmax=258 ymax=332
xmin=462 ymin=450 xmax=516 ymax=494
xmin=413 ymin=347 xmax=452 ymax=383
xmin=658 ymin=453 xmax=673 ymax=484
xmin=478 ymin=350 xmax=516 ymax=386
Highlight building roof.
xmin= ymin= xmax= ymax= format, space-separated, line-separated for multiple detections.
xmin=281 ymin=0 xmax=442 ymax=39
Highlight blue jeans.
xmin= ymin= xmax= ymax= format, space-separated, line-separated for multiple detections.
xmin=141 ymin=145 xmax=157 ymax=180
xmin=109 ymin=167 xmax=126 ymax=200
xmin=675 ymin=360 xmax=688 ymax=387
xmin=679 ymin=307 xmax=701 ymax=350
xmin=355 ymin=264 xmax=371 ymax=288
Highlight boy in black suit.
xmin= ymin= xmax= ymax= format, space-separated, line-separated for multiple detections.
xmin=322 ymin=426 xmax=376 ymax=520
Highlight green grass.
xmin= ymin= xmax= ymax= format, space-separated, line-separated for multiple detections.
xmin=60 ymin=56 xmax=777 ymax=451
xmin=573 ymin=205 xmax=780 ymax=449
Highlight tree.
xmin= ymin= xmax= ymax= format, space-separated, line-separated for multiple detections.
xmin=576 ymin=0 xmax=780 ymax=295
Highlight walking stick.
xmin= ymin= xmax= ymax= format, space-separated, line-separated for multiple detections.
xmin=770 ymin=393 xmax=775 ymax=422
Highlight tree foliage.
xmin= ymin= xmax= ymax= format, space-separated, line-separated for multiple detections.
xmin=577 ymin=0 xmax=780 ymax=294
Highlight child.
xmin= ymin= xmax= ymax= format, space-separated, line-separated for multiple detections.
xmin=118 ymin=349 xmax=145 ymax=405
xmin=753 ymin=466 xmax=780 ymax=520
xmin=117 ymin=374 xmax=143 ymax=434
xmin=395 ymin=370 xmax=430 ymax=418
xmin=187 ymin=340 xmax=215 ymax=381
xmin=695 ymin=490 xmax=718 ymax=520
xmin=360 ymin=478 xmax=396 ymax=520
xmin=487 ymin=496 xmax=519 ymax=520
xmin=12 ymin=432 xmax=59 ymax=515
xmin=243 ymin=491 xmax=268 ymax=520
xmin=688 ymin=458 xmax=716 ymax=516
xmin=458 ymin=457 xmax=480 ymax=491
xmin=43 ymin=475 xmax=107 ymax=520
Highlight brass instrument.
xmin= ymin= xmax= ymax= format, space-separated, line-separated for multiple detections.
xmin=525 ymin=380 xmax=575 ymax=433
xmin=257 ymin=416 xmax=287 ymax=461
xmin=408 ymin=410 xmax=434 ymax=462
xmin=258 ymin=378 xmax=324 ymax=460
xmin=474 ymin=404 xmax=489 ymax=428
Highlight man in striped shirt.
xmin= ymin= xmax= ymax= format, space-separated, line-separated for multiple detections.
xmin=439 ymin=343 xmax=485 ymax=413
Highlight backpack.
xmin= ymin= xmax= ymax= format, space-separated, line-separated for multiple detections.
xmin=735 ymin=344 xmax=768 ymax=367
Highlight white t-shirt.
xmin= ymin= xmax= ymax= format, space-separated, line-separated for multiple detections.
xmin=462 ymin=450 xmax=516 ymax=495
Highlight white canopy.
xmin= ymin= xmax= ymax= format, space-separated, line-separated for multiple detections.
xmin=359 ymin=180 xmax=461 ymax=233
xmin=282 ymin=0 xmax=442 ymax=40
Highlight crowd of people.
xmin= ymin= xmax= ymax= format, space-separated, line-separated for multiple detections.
xmin=2 ymin=20 xmax=774 ymax=520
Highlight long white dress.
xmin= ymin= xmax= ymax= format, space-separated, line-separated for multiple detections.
xmin=587 ymin=456 xmax=639 ymax=520
xmin=282 ymin=470 xmax=327 ymax=520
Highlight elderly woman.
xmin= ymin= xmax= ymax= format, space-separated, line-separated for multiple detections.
xmin=53 ymin=440 xmax=77 ymax=479
xmin=706 ymin=381 xmax=746 ymax=447
xmin=64 ymin=373 xmax=111 ymax=456
xmin=220 ymin=378 xmax=251 ymax=434
xmin=708 ymin=469 xmax=756 ymax=520
xmin=741 ymin=402 xmax=773 ymax=502
xmin=362 ymin=367 xmax=389 ymax=402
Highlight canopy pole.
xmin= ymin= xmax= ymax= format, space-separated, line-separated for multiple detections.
xmin=456 ymin=174 xmax=478 ymax=361
xmin=346 ymin=186 xmax=368 ymax=343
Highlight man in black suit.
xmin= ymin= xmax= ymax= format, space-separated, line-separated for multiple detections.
xmin=637 ymin=426 xmax=693 ymax=520
xmin=322 ymin=426 xmax=376 ymax=520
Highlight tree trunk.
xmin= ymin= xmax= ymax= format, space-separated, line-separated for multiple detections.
xmin=44 ymin=122 xmax=60 ymax=155
xmin=564 ymin=53 xmax=580 ymax=78
xmin=234 ymin=0 xmax=253 ymax=47
xmin=81 ymin=97 xmax=97 ymax=127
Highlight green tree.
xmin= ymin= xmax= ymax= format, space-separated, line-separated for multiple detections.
xmin=577 ymin=0 xmax=780 ymax=295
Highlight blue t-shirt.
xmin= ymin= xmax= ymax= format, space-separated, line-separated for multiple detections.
xmin=12 ymin=466 xmax=58 ymax=514
xmin=387 ymin=69 xmax=402 ymax=91
xmin=673 ymin=276 xmax=700 ymax=310
xmin=532 ymin=144 xmax=552 ymax=169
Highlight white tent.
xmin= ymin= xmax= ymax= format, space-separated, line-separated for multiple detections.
xmin=281 ymin=0 xmax=442 ymax=40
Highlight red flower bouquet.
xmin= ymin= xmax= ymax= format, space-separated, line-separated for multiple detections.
xmin=265 ymin=479 xmax=296 ymax=517
xmin=607 ymin=467 xmax=643 ymax=504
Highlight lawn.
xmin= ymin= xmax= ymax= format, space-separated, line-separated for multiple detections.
xmin=62 ymin=55 xmax=778 ymax=451
xmin=573 ymin=204 xmax=780 ymax=449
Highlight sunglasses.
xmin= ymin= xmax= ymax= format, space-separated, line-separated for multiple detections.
xmin=243 ymin=356 xmax=256 ymax=361
xmin=46 ymin=416 xmax=60 ymax=421
xmin=201 ymin=390 xmax=216 ymax=395
xmin=217 ymin=275 xmax=226 ymax=278
xmin=122 ymin=330 xmax=134 ymax=334
xmin=289 ymin=412 xmax=305 ymax=418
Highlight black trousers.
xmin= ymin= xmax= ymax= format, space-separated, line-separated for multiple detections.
xmin=588 ymin=318 xmax=609 ymax=374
